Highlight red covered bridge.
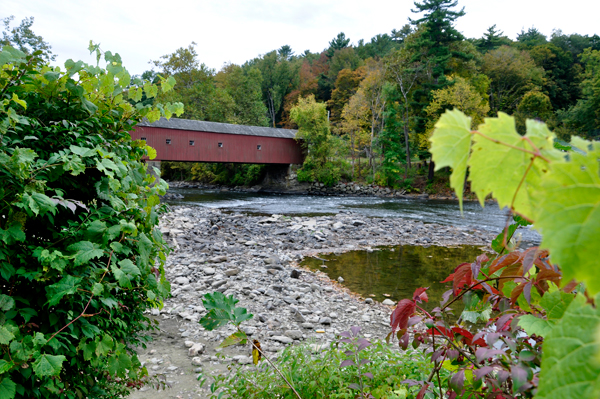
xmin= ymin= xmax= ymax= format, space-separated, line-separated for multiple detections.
xmin=131 ymin=118 xmax=304 ymax=165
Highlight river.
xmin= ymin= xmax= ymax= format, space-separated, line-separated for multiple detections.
xmin=165 ymin=188 xmax=541 ymax=244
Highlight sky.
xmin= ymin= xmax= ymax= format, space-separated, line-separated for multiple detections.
xmin=3 ymin=0 xmax=599 ymax=75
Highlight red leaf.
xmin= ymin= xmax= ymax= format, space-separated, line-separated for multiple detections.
xmin=390 ymin=299 xmax=416 ymax=332
xmin=453 ymin=263 xmax=473 ymax=295
xmin=510 ymin=283 xmax=526 ymax=305
xmin=521 ymin=247 xmax=538 ymax=276
xmin=536 ymin=269 xmax=561 ymax=285
xmin=489 ymin=252 xmax=520 ymax=274
xmin=451 ymin=327 xmax=474 ymax=344
xmin=413 ymin=287 xmax=429 ymax=303
xmin=427 ymin=326 xmax=454 ymax=339
xmin=441 ymin=273 xmax=455 ymax=283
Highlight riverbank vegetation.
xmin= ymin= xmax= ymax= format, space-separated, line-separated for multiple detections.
xmin=148 ymin=0 xmax=598 ymax=190
xmin=0 ymin=43 xmax=181 ymax=397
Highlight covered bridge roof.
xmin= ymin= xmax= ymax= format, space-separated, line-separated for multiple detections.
xmin=138 ymin=117 xmax=298 ymax=139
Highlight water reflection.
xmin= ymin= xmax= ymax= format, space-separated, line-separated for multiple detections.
xmin=301 ymin=245 xmax=486 ymax=310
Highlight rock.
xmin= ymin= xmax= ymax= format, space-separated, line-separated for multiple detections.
xmin=290 ymin=269 xmax=301 ymax=279
xmin=293 ymin=310 xmax=306 ymax=323
xmin=284 ymin=330 xmax=303 ymax=340
xmin=319 ymin=317 xmax=332 ymax=325
xmin=245 ymin=241 xmax=257 ymax=246
xmin=211 ymin=280 xmax=227 ymax=288
xmin=191 ymin=357 xmax=203 ymax=366
xmin=174 ymin=277 xmax=190 ymax=285
xmin=352 ymin=220 xmax=365 ymax=226
xmin=188 ymin=343 xmax=205 ymax=357
xmin=224 ymin=268 xmax=240 ymax=276
xmin=382 ymin=299 xmax=395 ymax=306
xmin=337 ymin=276 xmax=344 ymax=283
xmin=365 ymin=298 xmax=374 ymax=304
xmin=234 ymin=355 xmax=253 ymax=365
xmin=301 ymin=322 xmax=315 ymax=329
xmin=203 ymin=267 xmax=216 ymax=275
xmin=184 ymin=340 xmax=195 ymax=348
xmin=270 ymin=335 xmax=294 ymax=344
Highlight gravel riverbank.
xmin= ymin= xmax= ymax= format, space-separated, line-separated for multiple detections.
xmin=130 ymin=206 xmax=495 ymax=398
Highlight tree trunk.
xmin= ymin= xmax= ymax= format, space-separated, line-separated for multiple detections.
xmin=403 ymin=112 xmax=411 ymax=179
xmin=428 ymin=159 xmax=435 ymax=182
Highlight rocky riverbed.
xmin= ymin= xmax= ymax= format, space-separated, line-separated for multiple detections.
xmin=130 ymin=206 xmax=495 ymax=398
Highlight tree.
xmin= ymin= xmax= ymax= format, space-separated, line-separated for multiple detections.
xmin=327 ymin=32 xmax=351 ymax=57
xmin=391 ymin=24 xmax=414 ymax=44
xmin=341 ymin=87 xmax=371 ymax=178
xmin=529 ymin=43 xmax=578 ymax=110
xmin=385 ymin=41 xmax=429 ymax=175
xmin=355 ymin=34 xmax=398 ymax=60
xmin=475 ymin=24 xmax=511 ymax=53
xmin=291 ymin=95 xmax=339 ymax=185
xmin=559 ymin=49 xmax=600 ymax=138
xmin=215 ymin=64 xmax=269 ymax=126
xmin=516 ymin=26 xmax=548 ymax=49
xmin=482 ymin=45 xmax=545 ymax=115
xmin=515 ymin=90 xmax=553 ymax=133
xmin=424 ymin=75 xmax=490 ymax=136
xmin=152 ymin=43 xmax=236 ymax=122
xmin=408 ymin=0 xmax=469 ymax=180
xmin=328 ymin=67 xmax=366 ymax=125
xmin=355 ymin=59 xmax=389 ymax=176
xmin=278 ymin=45 xmax=294 ymax=60
xmin=1 ymin=16 xmax=54 ymax=61
xmin=249 ymin=50 xmax=300 ymax=127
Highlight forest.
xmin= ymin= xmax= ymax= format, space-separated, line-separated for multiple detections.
xmin=145 ymin=0 xmax=600 ymax=189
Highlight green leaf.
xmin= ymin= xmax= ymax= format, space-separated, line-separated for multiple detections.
xmin=232 ymin=307 xmax=253 ymax=325
xmin=518 ymin=315 xmax=554 ymax=338
xmin=95 ymin=334 xmax=114 ymax=356
xmin=218 ymin=331 xmax=247 ymax=348
xmin=111 ymin=259 xmax=140 ymax=288
xmin=491 ymin=224 xmax=518 ymax=253
xmin=0 ymin=359 xmax=14 ymax=374
xmin=11 ymin=93 xmax=26 ymax=110
xmin=536 ymin=295 xmax=600 ymax=399
xmin=68 ymin=241 xmax=104 ymax=266
xmin=32 ymin=354 xmax=66 ymax=377
xmin=0 ymin=295 xmax=15 ymax=311
xmin=0 ymin=223 xmax=25 ymax=245
xmin=468 ymin=114 xmax=561 ymax=217
xmin=69 ymin=145 xmax=96 ymax=158
xmin=199 ymin=309 xmax=232 ymax=331
xmin=21 ymin=193 xmax=56 ymax=216
xmin=45 ymin=275 xmax=82 ymax=306
xmin=430 ymin=109 xmax=472 ymax=212
xmin=533 ymin=140 xmax=600 ymax=294
xmin=0 ymin=376 xmax=16 ymax=399
xmin=92 ymin=283 xmax=104 ymax=296
xmin=0 ymin=326 xmax=15 ymax=345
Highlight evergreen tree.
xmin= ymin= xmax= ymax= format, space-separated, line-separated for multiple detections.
xmin=475 ymin=25 xmax=511 ymax=53
xmin=327 ymin=32 xmax=351 ymax=57
xmin=1 ymin=15 xmax=55 ymax=61
xmin=407 ymin=0 xmax=468 ymax=179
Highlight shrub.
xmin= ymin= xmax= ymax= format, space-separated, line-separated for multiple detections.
xmin=0 ymin=45 xmax=182 ymax=398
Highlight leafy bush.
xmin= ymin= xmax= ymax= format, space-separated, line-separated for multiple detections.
xmin=385 ymin=109 xmax=600 ymax=398
xmin=0 ymin=45 xmax=182 ymax=398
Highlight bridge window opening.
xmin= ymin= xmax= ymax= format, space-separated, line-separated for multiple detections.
xmin=189 ymin=140 xmax=195 ymax=146
xmin=257 ymin=145 xmax=262 ymax=150
xmin=218 ymin=142 xmax=223 ymax=148
xmin=140 ymin=137 xmax=146 ymax=141
xmin=166 ymin=139 xmax=171 ymax=145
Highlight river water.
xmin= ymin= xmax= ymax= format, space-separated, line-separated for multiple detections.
xmin=166 ymin=188 xmax=541 ymax=243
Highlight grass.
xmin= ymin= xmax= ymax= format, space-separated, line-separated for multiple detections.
xmin=200 ymin=337 xmax=447 ymax=399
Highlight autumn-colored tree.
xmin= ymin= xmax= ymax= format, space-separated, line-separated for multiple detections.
xmin=328 ymin=67 xmax=366 ymax=126
xmin=341 ymin=89 xmax=371 ymax=178
xmin=385 ymin=39 xmax=430 ymax=174
xmin=424 ymin=75 xmax=490 ymax=144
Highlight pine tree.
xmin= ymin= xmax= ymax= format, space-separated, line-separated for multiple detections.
xmin=407 ymin=0 xmax=468 ymax=180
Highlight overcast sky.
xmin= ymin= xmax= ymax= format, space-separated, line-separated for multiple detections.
xmin=3 ymin=0 xmax=598 ymax=75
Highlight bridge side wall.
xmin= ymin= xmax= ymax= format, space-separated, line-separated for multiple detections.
xmin=132 ymin=126 xmax=304 ymax=164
